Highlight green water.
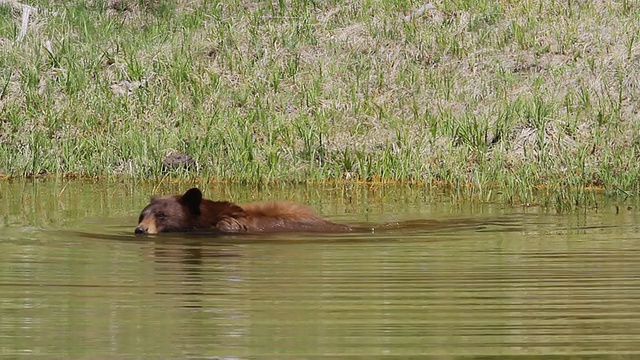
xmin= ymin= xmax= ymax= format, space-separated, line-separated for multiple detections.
xmin=1 ymin=180 xmax=640 ymax=358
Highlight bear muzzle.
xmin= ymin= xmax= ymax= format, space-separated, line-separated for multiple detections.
xmin=134 ymin=225 xmax=148 ymax=234
xmin=135 ymin=220 xmax=158 ymax=234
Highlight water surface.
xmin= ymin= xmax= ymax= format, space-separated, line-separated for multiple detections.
xmin=1 ymin=180 xmax=640 ymax=358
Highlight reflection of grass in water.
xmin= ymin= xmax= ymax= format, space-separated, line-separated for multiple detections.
xmin=2 ymin=180 xmax=632 ymax=242
xmin=1 ymin=1 xmax=639 ymax=209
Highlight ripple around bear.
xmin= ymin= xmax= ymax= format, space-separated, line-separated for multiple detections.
xmin=135 ymin=188 xmax=352 ymax=234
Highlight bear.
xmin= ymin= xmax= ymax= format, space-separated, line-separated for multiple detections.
xmin=134 ymin=188 xmax=352 ymax=234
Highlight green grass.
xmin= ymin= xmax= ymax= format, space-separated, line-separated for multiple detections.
xmin=1 ymin=0 xmax=640 ymax=209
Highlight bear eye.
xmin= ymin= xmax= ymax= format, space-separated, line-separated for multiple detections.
xmin=156 ymin=212 xmax=166 ymax=220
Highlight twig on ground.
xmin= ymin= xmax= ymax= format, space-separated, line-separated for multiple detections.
xmin=0 ymin=0 xmax=38 ymax=42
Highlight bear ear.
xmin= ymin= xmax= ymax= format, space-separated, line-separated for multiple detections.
xmin=180 ymin=188 xmax=203 ymax=215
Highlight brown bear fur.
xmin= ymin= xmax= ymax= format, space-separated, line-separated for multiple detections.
xmin=135 ymin=188 xmax=352 ymax=234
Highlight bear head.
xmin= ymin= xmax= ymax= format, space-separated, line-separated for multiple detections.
xmin=135 ymin=188 xmax=246 ymax=234
xmin=135 ymin=188 xmax=205 ymax=234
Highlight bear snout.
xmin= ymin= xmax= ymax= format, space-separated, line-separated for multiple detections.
xmin=135 ymin=217 xmax=159 ymax=234
xmin=134 ymin=225 xmax=148 ymax=234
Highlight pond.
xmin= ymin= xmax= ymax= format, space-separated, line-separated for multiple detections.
xmin=1 ymin=180 xmax=640 ymax=358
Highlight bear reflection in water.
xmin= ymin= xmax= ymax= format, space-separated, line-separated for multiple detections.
xmin=134 ymin=188 xmax=352 ymax=235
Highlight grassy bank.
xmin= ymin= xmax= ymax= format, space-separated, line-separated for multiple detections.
xmin=1 ymin=0 xmax=639 ymax=207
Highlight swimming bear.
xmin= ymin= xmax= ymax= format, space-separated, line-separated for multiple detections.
xmin=135 ymin=188 xmax=352 ymax=234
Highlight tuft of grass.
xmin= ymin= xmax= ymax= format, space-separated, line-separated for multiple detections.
xmin=1 ymin=0 xmax=640 ymax=209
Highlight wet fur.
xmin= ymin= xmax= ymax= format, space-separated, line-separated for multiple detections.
xmin=135 ymin=188 xmax=351 ymax=234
